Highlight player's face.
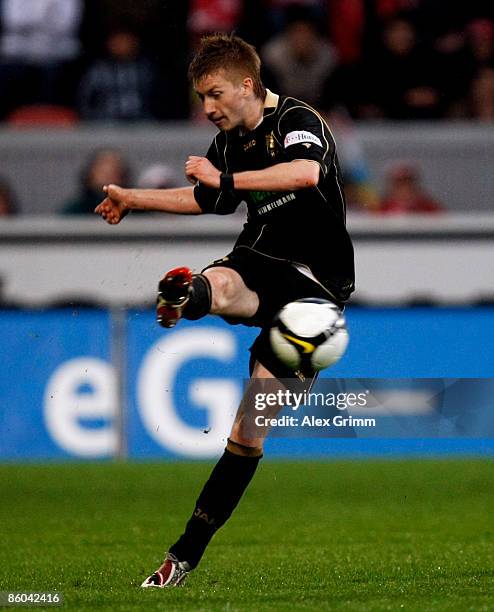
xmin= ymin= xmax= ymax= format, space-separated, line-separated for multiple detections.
xmin=195 ymin=70 xmax=251 ymax=131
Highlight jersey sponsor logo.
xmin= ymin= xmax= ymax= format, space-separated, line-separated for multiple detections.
xmin=284 ymin=130 xmax=322 ymax=149
xmin=243 ymin=138 xmax=256 ymax=152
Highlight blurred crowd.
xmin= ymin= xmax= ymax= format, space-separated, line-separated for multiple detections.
xmin=0 ymin=0 xmax=493 ymax=124
xmin=2 ymin=0 xmax=492 ymax=216
xmin=0 ymin=146 xmax=444 ymax=217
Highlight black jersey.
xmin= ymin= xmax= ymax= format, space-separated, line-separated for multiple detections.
xmin=194 ymin=92 xmax=355 ymax=305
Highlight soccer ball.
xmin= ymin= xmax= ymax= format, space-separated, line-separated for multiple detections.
xmin=270 ymin=298 xmax=349 ymax=372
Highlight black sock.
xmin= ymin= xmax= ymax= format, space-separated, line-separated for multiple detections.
xmin=169 ymin=444 xmax=262 ymax=569
xmin=183 ymin=274 xmax=212 ymax=320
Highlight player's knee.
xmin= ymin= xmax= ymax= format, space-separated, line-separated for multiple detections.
xmin=204 ymin=269 xmax=236 ymax=312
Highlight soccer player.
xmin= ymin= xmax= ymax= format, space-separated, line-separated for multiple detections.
xmin=95 ymin=33 xmax=354 ymax=587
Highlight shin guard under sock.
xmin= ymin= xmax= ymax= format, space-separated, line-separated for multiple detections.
xmin=183 ymin=274 xmax=212 ymax=321
xmin=169 ymin=443 xmax=262 ymax=569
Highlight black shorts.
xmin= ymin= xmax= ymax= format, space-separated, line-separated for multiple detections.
xmin=203 ymin=246 xmax=338 ymax=379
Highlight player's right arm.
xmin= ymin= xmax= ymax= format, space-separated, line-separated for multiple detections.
xmin=95 ymin=184 xmax=202 ymax=225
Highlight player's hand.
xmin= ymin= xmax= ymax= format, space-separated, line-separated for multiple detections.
xmin=185 ymin=156 xmax=221 ymax=189
xmin=94 ymin=184 xmax=130 ymax=224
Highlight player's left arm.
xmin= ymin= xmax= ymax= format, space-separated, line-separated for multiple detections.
xmin=186 ymin=155 xmax=319 ymax=192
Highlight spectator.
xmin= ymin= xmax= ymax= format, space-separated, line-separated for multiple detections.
xmin=359 ymin=16 xmax=443 ymax=119
xmin=261 ymin=5 xmax=338 ymax=107
xmin=469 ymin=67 xmax=494 ymax=120
xmin=328 ymin=0 xmax=365 ymax=66
xmin=447 ymin=19 xmax=494 ymax=118
xmin=188 ymin=0 xmax=243 ymax=45
xmin=79 ymin=0 xmax=190 ymax=119
xmin=149 ymin=2 xmax=190 ymax=119
xmin=378 ymin=162 xmax=444 ymax=214
xmin=0 ymin=178 xmax=18 ymax=216
xmin=0 ymin=0 xmax=83 ymax=119
xmin=466 ymin=18 xmax=494 ymax=70
xmin=61 ymin=149 xmax=131 ymax=215
xmin=77 ymin=28 xmax=158 ymax=121
xmin=265 ymin=0 xmax=326 ymax=34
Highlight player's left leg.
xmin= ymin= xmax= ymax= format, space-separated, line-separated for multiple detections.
xmin=141 ymin=360 xmax=290 ymax=588
xmin=144 ymin=251 xmax=324 ymax=587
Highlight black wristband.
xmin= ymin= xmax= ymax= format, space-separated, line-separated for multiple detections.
xmin=220 ymin=173 xmax=235 ymax=192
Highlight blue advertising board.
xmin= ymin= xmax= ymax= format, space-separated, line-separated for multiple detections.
xmin=0 ymin=310 xmax=112 ymax=459
xmin=1 ymin=307 xmax=494 ymax=460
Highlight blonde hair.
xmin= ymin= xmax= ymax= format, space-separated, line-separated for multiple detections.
xmin=188 ymin=33 xmax=266 ymax=99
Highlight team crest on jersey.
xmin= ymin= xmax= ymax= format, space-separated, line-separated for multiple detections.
xmin=265 ymin=132 xmax=277 ymax=158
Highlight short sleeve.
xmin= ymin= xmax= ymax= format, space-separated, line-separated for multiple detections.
xmin=193 ymin=136 xmax=242 ymax=215
xmin=277 ymin=104 xmax=335 ymax=177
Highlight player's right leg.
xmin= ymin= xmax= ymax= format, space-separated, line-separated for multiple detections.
xmin=157 ymin=265 xmax=259 ymax=328
xmin=156 ymin=266 xmax=199 ymax=328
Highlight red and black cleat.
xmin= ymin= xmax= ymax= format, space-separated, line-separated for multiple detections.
xmin=156 ymin=266 xmax=193 ymax=328
xmin=141 ymin=553 xmax=190 ymax=588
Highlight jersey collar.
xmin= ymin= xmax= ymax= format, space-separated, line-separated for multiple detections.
xmin=263 ymin=89 xmax=279 ymax=118
xmin=237 ymin=90 xmax=280 ymax=136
